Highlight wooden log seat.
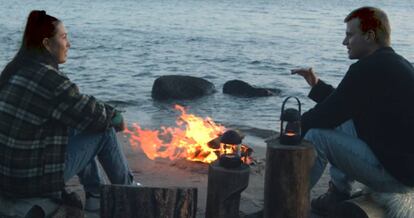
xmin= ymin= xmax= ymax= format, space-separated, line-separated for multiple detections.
xmin=100 ymin=185 xmax=197 ymax=218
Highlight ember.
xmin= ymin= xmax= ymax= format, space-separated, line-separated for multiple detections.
xmin=124 ymin=104 xmax=253 ymax=164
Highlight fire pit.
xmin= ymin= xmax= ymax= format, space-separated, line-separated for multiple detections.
xmin=124 ymin=104 xmax=254 ymax=165
xmin=123 ymin=105 xmax=258 ymax=217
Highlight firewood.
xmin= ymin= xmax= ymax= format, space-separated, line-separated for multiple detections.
xmin=264 ymin=139 xmax=315 ymax=218
xmin=101 ymin=185 xmax=197 ymax=218
xmin=205 ymin=161 xmax=250 ymax=218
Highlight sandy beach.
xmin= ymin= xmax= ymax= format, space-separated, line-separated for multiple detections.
xmin=65 ymin=128 xmax=333 ymax=218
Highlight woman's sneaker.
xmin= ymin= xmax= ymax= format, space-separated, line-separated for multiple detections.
xmin=84 ymin=192 xmax=100 ymax=212
xmin=61 ymin=190 xmax=83 ymax=210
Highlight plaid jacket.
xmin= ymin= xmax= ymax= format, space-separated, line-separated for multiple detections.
xmin=0 ymin=50 xmax=114 ymax=198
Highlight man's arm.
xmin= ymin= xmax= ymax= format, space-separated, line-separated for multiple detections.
xmin=301 ymin=64 xmax=365 ymax=136
xmin=291 ymin=67 xmax=335 ymax=103
xmin=291 ymin=68 xmax=319 ymax=87
xmin=308 ymin=80 xmax=335 ymax=103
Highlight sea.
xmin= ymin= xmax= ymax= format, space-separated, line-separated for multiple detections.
xmin=1 ymin=0 xmax=413 ymax=145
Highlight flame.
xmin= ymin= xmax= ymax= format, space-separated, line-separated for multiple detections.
xmin=124 ymin=104 xmax=228 ymax=163
xmin=284 ymin=132 xmax=297 ymax=136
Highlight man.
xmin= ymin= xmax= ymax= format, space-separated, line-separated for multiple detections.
xmin=292 ymin=6 xmax=414 ymax=215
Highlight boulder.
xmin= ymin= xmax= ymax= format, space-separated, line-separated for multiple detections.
xmin=223 ymin=80 xmax=280 ymax=97
xmin=152 ymin=75 xmax=216 ymax=100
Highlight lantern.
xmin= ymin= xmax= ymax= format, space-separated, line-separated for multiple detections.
xmin=218 ymin=130 xmax=243 ymax=168
xmin=279 ymin=96 xmax=302 ymax=145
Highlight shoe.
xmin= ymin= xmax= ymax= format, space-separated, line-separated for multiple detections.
xmin=61 ymin=190 xmax=83 ymax=210
xmin=311 ymin=181 xmax=351 ymax=216
xmin=85 ymin=192 xmax=100 ymax=212
xmin=25 ymin=205 xmax=45 ymax=218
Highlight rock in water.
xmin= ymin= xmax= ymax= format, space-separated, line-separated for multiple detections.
xmin=223 ymin=80 xmax=280 ymax=97
xmin=152 ymin=75 xmax=216 ymax=100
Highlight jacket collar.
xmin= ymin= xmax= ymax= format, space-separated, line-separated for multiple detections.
xmin=373 ymin=46 xmax=394 ymax=55
xmin=17 ymin=49 xmax=59 ymax=70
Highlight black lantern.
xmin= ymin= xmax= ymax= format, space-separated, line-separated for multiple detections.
xmin=218 ymin=130 xmax=243 ymax=168
xmin=279 ymin=96 xmax=302 ymax=145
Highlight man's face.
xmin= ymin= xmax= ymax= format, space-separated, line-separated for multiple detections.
xmin=342 ymin=18 xmax=373 ymax=60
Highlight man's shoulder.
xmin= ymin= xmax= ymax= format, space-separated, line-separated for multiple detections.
xmin=367 ymin=47 xmax=406 ymax=62
xmin=354 ymin=47 xmax=408 ymax=69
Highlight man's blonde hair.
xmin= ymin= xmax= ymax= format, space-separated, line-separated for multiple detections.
xmin=345 ymin=7 xmax=391 ymax=46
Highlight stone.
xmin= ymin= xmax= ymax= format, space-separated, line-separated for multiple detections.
xmin=223 ymin=80 xmax=280 ymax=97
xmin=152 ymin=75 xmax=216 ymax=100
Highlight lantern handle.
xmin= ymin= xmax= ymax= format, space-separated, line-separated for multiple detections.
xmin=281 ymin=96 xmax=301 ymax=114
xmin=280 ymin=96 xmax=301 ymax=139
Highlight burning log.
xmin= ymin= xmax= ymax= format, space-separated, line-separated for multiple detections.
xmin=264 ymin=138 xmax=314 ymax=218
xmin=193 ymin=148 xmax=202 ymax=159
xmin=207 ymin=137 xmax=221 ymax=149
xmin=100 ymin=185 xmax=197 ymax=218
xmin=205 ymin=161 xmax=250 ymax=218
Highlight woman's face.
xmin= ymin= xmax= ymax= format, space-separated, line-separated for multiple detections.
xmin=43 ymin=22 xmax=71 ymax=64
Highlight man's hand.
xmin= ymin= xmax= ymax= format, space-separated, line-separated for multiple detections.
xmin=111 ymin=111 xmax=126 ymax=132
xmin=291 ymin=67 xmax=319 ymax=87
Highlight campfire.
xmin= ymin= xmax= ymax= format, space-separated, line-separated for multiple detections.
xmin=124 ymin=104 xmax=253 ymax=164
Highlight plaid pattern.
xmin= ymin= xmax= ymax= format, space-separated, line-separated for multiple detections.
xmin=0 ymin=51 xmax=114 ymax=197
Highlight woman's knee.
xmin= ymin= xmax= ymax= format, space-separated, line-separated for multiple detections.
xmin=100 ymin=127 xmax=121 ymax=148
xmin=103 ymin=127 xmax=117 ymax=138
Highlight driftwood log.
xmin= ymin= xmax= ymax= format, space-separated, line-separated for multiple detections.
xmin=205 ymin=161 xmax=250 ymax=218
xmin=100 ymin=185 xmax=197 ymax=218
xmin=330 ymin=194 xmax=386 ymax=218
xmin=264 ymin=139 xmax=315 ymax=218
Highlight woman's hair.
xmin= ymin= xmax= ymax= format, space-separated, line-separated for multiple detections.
xmin=21 ymin=10 xmax=61 ymax=51
xmin=0 ymin=11 xmax=60 ymax=88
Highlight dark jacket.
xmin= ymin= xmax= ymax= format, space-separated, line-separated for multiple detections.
xmin=302 ymin=47 xmax=414 ymax=187
xmin=0 ymin=50 xmax=114 ymax=197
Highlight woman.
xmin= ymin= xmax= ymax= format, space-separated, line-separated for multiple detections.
xmin=0 ymin=10 xmax=135 ymax=212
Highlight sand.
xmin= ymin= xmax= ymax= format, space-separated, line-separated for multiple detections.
xmin=67 ymin=129 xmax=333 ymax=218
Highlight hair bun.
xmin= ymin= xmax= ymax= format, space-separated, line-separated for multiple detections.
xmin=23 ymin=10 xmax=59 ymax=50
xmin=28 ymin=10 xmax=47 ymax=23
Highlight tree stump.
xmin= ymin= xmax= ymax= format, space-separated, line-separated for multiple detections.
xmin=330 ymin=194 xmax=386 ymax=218
xmin=100 ymin=185 xmax=197 ymax=218
xmin=205 ymin=161 xmax=250 ymax=218
xmin=264 ymin=139 xmax=315 ymax=218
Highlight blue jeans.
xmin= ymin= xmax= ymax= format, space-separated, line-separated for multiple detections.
xmin=305 ymin=120 xmax=410 ymax=195
xmin=63 ymin=128 xmax=134 ymax=194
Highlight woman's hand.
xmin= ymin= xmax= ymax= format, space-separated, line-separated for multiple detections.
xmin=111 ymin=111 xmax=126 ymax=132
xmin=291 ymin=67 xmax=319 ymax=87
